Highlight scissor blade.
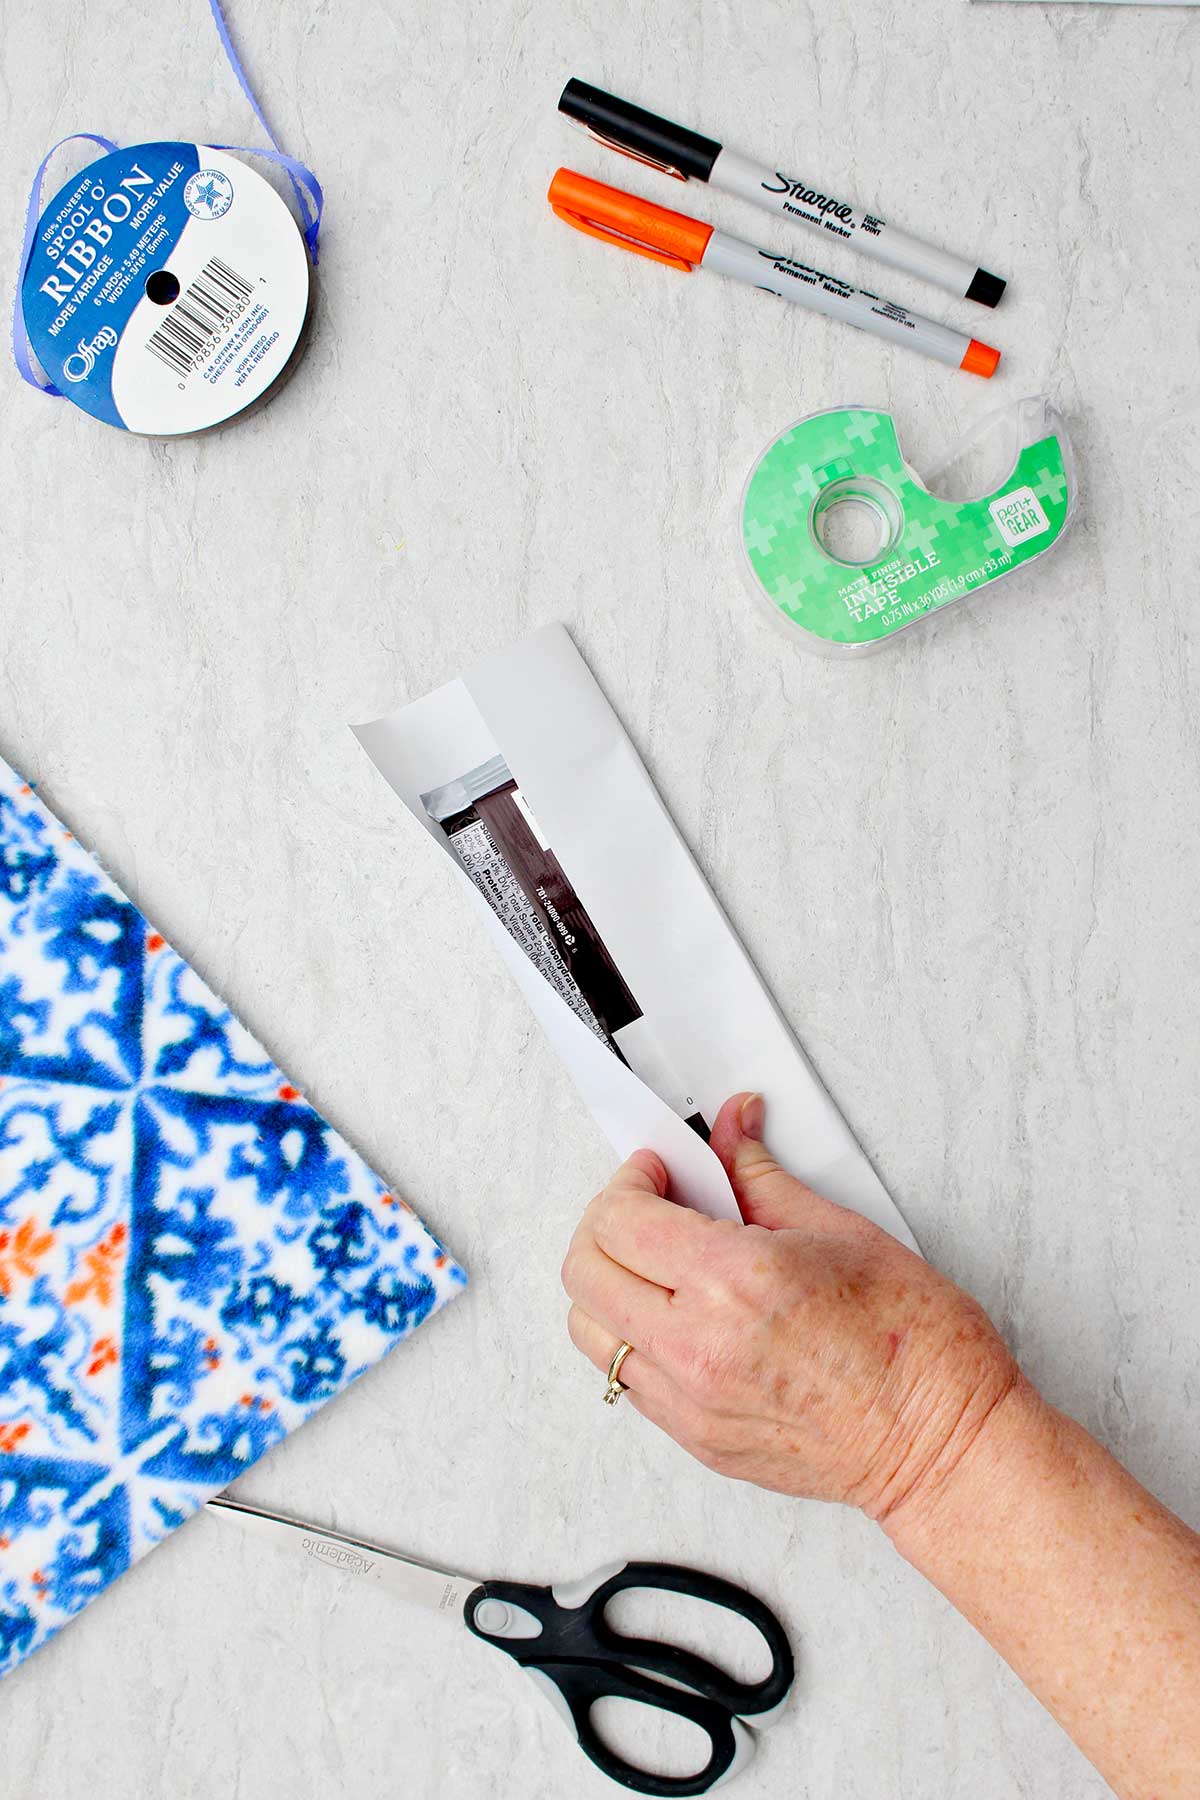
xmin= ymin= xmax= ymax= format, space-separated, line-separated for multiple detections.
xmin=205 ymin=1495 xmax=480 ymax=1619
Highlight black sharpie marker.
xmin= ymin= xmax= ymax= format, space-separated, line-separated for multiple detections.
xmin=559 ymin=77 xmax=1005 ymax=308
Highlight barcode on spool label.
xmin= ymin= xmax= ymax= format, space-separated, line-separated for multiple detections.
xmin=145 ymin=257 xmax=254 ymax=375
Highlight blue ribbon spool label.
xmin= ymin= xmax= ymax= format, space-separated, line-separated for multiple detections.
xmin=21 ymin=141 xmax=310 ymax=433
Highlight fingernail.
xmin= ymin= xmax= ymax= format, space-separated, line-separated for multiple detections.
xmin=739 ymin=1093 xmax=765 ymax=1140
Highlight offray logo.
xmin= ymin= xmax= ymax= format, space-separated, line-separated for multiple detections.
xmin=62 ymin=326 xmax=118 ymax=383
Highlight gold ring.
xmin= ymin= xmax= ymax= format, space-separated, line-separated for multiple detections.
xmin=603 ymin=1341 xmax=635 ymax=1406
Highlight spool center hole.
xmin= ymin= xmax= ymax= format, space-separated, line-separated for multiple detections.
xmin=145 ymin=269 xmax=180 ymax=306
xmin=817 ymin=497 xmax=889 ymax=565
xmin=811 ymin=474 xmax=905 ymax=567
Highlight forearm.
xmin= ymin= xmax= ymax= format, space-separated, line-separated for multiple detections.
xmin=883 ymin=1379 xmax=1200 ymax=1799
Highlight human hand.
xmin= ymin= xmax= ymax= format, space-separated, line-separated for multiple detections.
xmin=561 ymin=1093 xmax=1025 ymax=1523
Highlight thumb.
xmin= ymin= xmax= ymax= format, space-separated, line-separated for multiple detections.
xmin=708 ymin=1092 xmax=836 ymax=1232
xmin=610 ymin=1147 xmax=670 ymax=1200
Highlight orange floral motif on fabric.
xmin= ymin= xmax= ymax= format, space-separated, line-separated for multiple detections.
xmin=0 ymin=1220 xmax=55 ymax=1298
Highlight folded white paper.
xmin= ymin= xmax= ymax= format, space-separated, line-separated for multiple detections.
xmin=355 ymin=625 xmax=916 ymax=1249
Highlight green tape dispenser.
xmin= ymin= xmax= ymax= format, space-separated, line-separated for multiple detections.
xmin=740 ymin=395 xmax=1077 ymax=656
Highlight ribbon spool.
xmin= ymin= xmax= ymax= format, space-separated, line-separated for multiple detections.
xmin=20 ymin=140 xmax=312 ymax=436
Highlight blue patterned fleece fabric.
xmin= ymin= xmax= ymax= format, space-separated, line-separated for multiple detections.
xmin=0 ymin=760 xmax=466 ymax=1677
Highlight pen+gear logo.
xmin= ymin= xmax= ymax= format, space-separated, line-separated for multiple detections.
xmin=183 ymin=168 xmax=235 ymax=220
xmin=989 ymin=485 xmax=1051 ymax=549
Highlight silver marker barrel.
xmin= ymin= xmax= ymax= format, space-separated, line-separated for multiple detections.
xmin=702 ymin=230 xmax=1000 ymax=375
xmin=712 ymin=148 xmax=1004 ymax=308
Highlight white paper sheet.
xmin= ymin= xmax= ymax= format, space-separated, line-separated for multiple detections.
xmin=355 ymin=625 xmax=917 ymax=1250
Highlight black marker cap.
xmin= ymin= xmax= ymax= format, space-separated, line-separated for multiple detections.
xmin=966 ymin=268 xmax=1006 ymax=308
xmin=559 ymin=78 xmax=722 ymax=183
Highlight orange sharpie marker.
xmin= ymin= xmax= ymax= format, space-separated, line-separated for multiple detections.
xmin=549 ymin=168 xmax=1000 ymax=378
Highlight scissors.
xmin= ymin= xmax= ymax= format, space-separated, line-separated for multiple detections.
xmin=206 ymin=1494 xmax=794 ymax=1795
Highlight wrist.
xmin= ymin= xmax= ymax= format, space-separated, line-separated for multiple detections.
xmin=877 ymin=1371 xmax=1062 ymax=1571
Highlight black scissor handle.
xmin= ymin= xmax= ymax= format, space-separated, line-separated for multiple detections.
xmin=466 ymin=1561 xmax=794 ymax=1721
xmin=522 ymin=1656 xmax=755 ymax=1796
xmin=579 ymin=1561 xmax=794 ymax=1721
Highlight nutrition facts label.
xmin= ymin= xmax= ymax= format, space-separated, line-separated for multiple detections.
xmin=450 ymin=817 xmax=610 ymax=1044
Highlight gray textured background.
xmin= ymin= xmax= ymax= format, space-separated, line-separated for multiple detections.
xmin=2 ymin=1 xmax=1198 ymax=1795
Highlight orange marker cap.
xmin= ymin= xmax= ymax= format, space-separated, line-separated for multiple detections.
xmin=960 ymin=338 xmax=1001 ymax=379
xmin=548 ymin=167 xmax=714 ymax=273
